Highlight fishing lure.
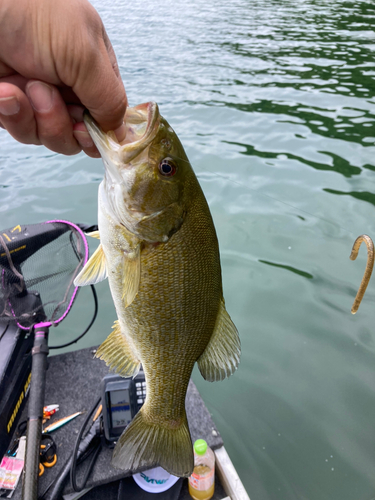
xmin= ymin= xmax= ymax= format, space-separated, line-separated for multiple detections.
xmin=350 ymin=234 xmax=374 ymax=314
xmin=43 ymin=412 xmax=82 ymax=434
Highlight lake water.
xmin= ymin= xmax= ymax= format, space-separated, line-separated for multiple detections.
xmin=1 ymin=0 xmax=375 ymax=498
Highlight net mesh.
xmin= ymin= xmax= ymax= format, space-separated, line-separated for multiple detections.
xmin=0 ymin=221 xmax=87 ymax=329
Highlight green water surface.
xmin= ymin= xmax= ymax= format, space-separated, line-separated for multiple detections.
xmin=1 ymin=1 xmax=375 ymax=499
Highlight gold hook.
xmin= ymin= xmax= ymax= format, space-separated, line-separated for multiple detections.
xmin=350 ymin=234 xmax=374 ymax=314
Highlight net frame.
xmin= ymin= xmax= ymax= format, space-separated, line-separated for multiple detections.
xmin=0 ymin=219 xmax=89 ymax=331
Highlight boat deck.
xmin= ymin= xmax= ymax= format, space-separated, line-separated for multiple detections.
xmin=10 ymin=347 xmax=240 ymax=499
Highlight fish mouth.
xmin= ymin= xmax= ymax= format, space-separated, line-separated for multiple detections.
xmin=83 ymin=102 xmax=160 ymax=167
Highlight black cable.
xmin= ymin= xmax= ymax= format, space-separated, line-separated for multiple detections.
xmin=39 ymin=443 xmax=98 ymax=500
xmin=49 ymin=285 xmax=98 ymax=350
xmin=39 ymin=455 xmax=71 ymax=500
xmin=70 ymin=396 xmax=102 ymax=492
xmin=72 ymin=436 xmax=101 ymax=492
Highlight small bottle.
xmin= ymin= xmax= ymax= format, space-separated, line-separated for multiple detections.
xmin=188 ymin=439 xmax=215 ymax=500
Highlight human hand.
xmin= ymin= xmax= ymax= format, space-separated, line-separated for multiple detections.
xmin=0 ymin=0 xmax=127 ymax=157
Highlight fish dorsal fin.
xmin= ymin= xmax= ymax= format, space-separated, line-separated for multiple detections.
xmin=122 ymin=244 xmax=141 ymax=307
xmin=74 ymin=243 xmax=107 ymax=286
xmin=95 ymin=320 xmax=140 ymax=377
xmin=197 ymin=298 xmax=241 ymax=382
xmin=86 ymin=230 xmax=100 ymax=239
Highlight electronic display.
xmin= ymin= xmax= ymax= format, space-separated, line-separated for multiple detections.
xmin=101 ymin=371 xmax=145 ymax=443
xmin=109 ymin=389 xmax=132 ymax=429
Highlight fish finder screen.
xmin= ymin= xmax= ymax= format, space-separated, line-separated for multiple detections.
xmin=109 ymin=389 xmax=132 ymax=429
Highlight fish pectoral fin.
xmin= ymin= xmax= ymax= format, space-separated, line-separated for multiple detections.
xmin=95 ymin=320 xmax=140 ymax=377
xmin=112 ymin=410 xmax=193 ymax=478
xmin=198 ymin=298 xmax=241 ymax=382
xmin=73 ymin=243 xmax=107 ymax=286
xmin=122 ymin=245 xmax=141 ymax=307
xmin=85 ymin=230 xmax=100 ymax=239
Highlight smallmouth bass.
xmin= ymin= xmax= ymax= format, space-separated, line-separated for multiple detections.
xmin=74 ymin=102 xmax=240 ymax=477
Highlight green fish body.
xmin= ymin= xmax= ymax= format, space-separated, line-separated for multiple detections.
xmin=74 ymin=102 xmax=240 ymax=477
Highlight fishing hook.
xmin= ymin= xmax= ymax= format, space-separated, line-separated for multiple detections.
xmin=350 ymin=234 xmax=374 ymax=314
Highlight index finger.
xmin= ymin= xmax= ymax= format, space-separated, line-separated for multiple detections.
xmin=72 ymin=36 xmax=127 ymax=135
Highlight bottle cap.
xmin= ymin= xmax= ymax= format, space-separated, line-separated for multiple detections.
xmin=194 ymin=439 xmax=208 ymax=455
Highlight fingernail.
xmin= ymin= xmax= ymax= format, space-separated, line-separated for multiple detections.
xmin=114 ymin=122 xmax=126 ymax=143
xmin=27 ymin=81 xmax=53 ymax=112
xmin=0 ymin=96 xmax=20 ymax=116
xmin=73 ymin=130 xmax=94 ymax=148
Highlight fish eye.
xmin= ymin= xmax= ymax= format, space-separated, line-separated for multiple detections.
xmin=158 ymin=158 xmax=177 ymax=177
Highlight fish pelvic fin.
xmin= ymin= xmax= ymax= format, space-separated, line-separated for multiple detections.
xmin=95 ymin=320 xmax=140 ymax=377
xmin=85 ymin=230 xmax=100 ymax=239
xmin=74 ymin=243 xmax=107 ymax=286
xmin=111 ymin=410 xmax=193 ymax=478
xmin=122 ymin=244 xmax=141 ymax=307
xmin=198 ymin=298 xmax=241 ymax=382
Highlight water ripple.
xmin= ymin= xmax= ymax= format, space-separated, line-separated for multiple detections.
xmin=1 ymin=0 xmax=375 ymax=499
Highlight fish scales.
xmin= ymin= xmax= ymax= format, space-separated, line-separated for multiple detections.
xmin=121 ymin=194 xmax=222 ymax=422
xmin=74 ymin=102 xmax=240 ymax=477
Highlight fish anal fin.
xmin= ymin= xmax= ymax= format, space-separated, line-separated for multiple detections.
xmin=95 ymin=320 xmax=140 ymax=377
xmin=122 ymin=245 xmax=141 ymax=307
xmin=198 ymin=298 xmax=241 ymax=382
xmin=74 ymin=243 xmax=107 ymax=286
xmin=112 ymin=410 xmax=193 ymax=477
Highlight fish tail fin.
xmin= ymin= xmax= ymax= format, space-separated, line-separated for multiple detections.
xmin=111 ymin=409 xmax=193 ymax=478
